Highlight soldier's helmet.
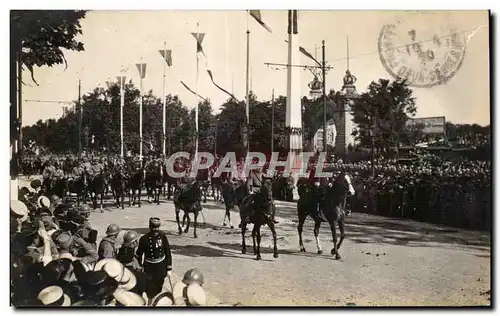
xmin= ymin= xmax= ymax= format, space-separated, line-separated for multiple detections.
xmin=122 ymin=230 xmax=140 ymax=247
xmin=105 ymin=224 xmax=121 ymax=236
xmin=182 ymin=268 xmax=204 ymax=286
xmin=78 ymin=205 xmax=91 ymax=218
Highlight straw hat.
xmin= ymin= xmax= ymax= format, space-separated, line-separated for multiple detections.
xmin=118 ymin=267 xmax=137 ymax=291
xmin=113 ymin=289 xmax=146 ymax=306
xmin=94 ymin=258 xmax=125 ymax=283
xmin=172 ymin=281 xmax=187 ymax=305
xmin=150 ymin=292 xmax=174 ymax=306
xmin=37 ymin=196 xmax=51 ymax=209
xmin=58 ymin=252 xmax=76 ymax=261
xmin=37 ymin=286 xmax=71 ymax=306
xmin=10 ymin=200 xmax=29 ymax=218
xmin=186 ymin=283 xmax=206 ymax=306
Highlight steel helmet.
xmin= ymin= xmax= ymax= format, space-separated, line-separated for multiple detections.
xmin=105 ymin=224 xmax=121 ymax=236
xmin=182 ymin=268 xmax=204 ymax=286
xmin=78 ymin=205 xmax=91 ymax=215
xmin=122 ymin=230 xmax=140 ymax=247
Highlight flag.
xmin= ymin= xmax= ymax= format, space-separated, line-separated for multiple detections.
xmin=159 ymin=49 xmax=173 ymax=67
xmin=136 ymin=63 xmax=147 ymax=79
xmin=191 ymin=33 xmax=206 ymax=56
xmin=206 ymin=70 xmax=237 ymax=100
xmin=299 ymin=46 xmax=322 ymax=67
xmin=116 ymin=76 xmax=127 ymax=87
xmin=248 ymin=10 xmax=272 ymax=33
xmin=180 ymin=81 xmax=208 ymax=102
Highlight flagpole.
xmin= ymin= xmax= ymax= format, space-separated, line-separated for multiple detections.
xmin=195 ymin=22 xmax=200 ymax=160
xmin=245 ymin=11 xmax=250 ymax=154
xmin=139 ymin=58 xmax=144 ymax=161
xmin=271 ymin=89 xmax=275 ymax=154
xmin=162 ymin=42 xmax=167 ymax=157
xmin=120 ymin=77 xmax=125 ymax=158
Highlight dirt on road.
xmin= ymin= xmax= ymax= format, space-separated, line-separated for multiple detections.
xmin=81 ymin=197 xmax=491 ymax=307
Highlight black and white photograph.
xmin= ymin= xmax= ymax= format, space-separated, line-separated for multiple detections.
xmin=8 ymin=6 xmax=492 ymax=307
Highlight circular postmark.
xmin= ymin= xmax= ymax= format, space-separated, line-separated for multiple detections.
xmin=378 ymin=12 xmax=467 ymax=88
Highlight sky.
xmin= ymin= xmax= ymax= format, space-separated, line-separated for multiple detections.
xmin=21 ymin=10 xmax=490 ymax=134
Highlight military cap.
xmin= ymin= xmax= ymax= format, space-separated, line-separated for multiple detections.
xmin=149 ymin=217 xmax=161 ymax=228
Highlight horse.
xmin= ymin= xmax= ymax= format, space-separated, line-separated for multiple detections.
xmin=209 ymin=168 xmax=225 ymax=203
xmin=128 ymin=167 xmax=145 ymax=208
xmin=66 ymin=173 xmax=89 ymax=206
xmin=196 ymin=168 xmax=210 ymax=203
xmin=173 ymin=181 xmax=203 ymax=238
xmin=296 ymin=172 xmax=355 ymax=260
xmin=221 ymin=179 xmax=246 ymax=229
xmin=144 ymin=161 xmax=163 ymax=205
xmin=239 ymin=179 xmax=278 ymax=260
xmin=110 ymin=166 xmax=127 ymax=209
xmin=89 ymin=169 xmax=108 ymax=212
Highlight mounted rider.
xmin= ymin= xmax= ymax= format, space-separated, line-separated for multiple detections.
xmin=244 ymin=164 xmax=277 ymax=223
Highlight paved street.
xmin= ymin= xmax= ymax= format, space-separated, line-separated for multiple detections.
xmin=81 ymin=193 xmax=491 ymax=306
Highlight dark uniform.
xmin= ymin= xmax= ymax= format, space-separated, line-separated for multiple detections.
xmin=98 ymin=236 xmax=118 ymax=260
xmin=136 ymin=217 xmax=173 ymax=298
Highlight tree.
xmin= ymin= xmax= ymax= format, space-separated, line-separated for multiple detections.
xmin=11 ymin=10 xmax=87 ymax=175
xmin=350 ymin=78 xmax=417 ymax=156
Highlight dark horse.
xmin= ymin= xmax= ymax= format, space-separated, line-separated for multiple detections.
xmin=221 ymin=179 xmax=246 ymax=229
xmin=89 ymin=170 xmax=108 ymax=212
xmin=239 ymin=179 xmax=278 ymax=260
xmin=128 ymin=167 xmax=145 ymax=207
xmin=297 ymin=172 xmax=355 ymax=260
xmin=145 ymin=161 xmax=164 ymax=205
xmin=111 ymin=166 xmax=128 ymax=209
xmin=66 ymin=173 xmax=89 ymax=206
xmin=173 ymin=181 xmax=203 ymax=238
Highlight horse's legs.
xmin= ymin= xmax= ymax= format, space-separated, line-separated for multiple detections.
xmin=297 ymin=213 xmax=307 ymax=252
xmin=241 ymin=222 xmax=247 ymax=254
xmin=137 ymin=186 xmax=141 ymax=207
xmin=199 ymin=210 xmax=206 ymax=225
xmin=156 ymin=186 xmax=160 ymax=205
xmin=337 ymin=219 xmax=346 ymax=251
xmin=100 ymin=192 xmax=104 ymax=212
xmin=268 ymin=221 xmax=279 ymax=258
xmin=193 ymin=211 xmax=198 ymax=239
xmin=184 ymin=212 xmax=191 ymax=234
xmin=222 ymin=205 xmax=228 ymax=226
xmin=175 ymin=208 xmax=183 ymax=235
xmin=121 ymin=189 xmax=125 ymax=210
xmin=313 ymin=221 xmax=323 ymax=254
xmin=329 ymin=220 xmax=341 ymax=260
xmin=129 ymin=189 xmax=133 ymax=206
xmin=255 ymin=225 xmax=262 ymax=261
xmin=251 ymin=225 xmax=258 ymax=255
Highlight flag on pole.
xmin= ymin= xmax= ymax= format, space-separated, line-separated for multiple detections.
xmin=207 ymin=70 xmax=237 ymax=100
xmin=248 ymin=10 xmax=272 ymax=33
xmin=191 ymin=33 xmax=206 ymax=56
xmin=180 ymin=81 xmax=208 ymax=102
xmin=116 ymin=76 xmax=127 ymax=87
xmin=159 ymin=49 xmax=173 ymax=66
xmin=136 ymin=63 xmax=147 ymax=79
xmin=299 ymin=46 xmax=322 ymax=67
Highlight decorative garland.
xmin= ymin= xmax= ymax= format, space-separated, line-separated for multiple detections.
xmin=283 ymin=127 xmax=303 ymax=136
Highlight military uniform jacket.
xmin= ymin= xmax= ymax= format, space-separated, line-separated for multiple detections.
xmin=98 ymin=236 xmax=117 ymax=260
xmin=136 ymin=231 xmax=172 ymax=271
xmin=246 ymin=171 xmax=263 ymax=191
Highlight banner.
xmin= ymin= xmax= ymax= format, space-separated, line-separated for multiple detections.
xmin=180 ymin=81 xmax=208 ymax=102
xmin=406 ymin=116 xmax=446 ymax=134
xmin=136 ymin=63 xmax=147 ymax=79
xmin=248 ymin=10 xmax=272 ymax=33
xmin=159 ymin=49 xmax=172 ymax=66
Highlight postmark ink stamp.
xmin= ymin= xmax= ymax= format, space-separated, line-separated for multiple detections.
xmin=378 ymin=12 xmax=467 ymax=88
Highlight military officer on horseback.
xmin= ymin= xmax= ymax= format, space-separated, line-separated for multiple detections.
xmin=245 ymin=165 xmax=277 ymax=223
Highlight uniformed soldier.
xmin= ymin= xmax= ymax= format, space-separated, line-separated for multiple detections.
xmin=73 ymin=205 xmax=98 ymax=248
xmin=117 ymin=230 xmax=141 ymax=271
xmin=136 ymin=217 xmax=173 ymax=299
xmin=98 ymin=224 xmax=121 ymax=260
xmin=52 ymin=230 xmax=98 ymax=264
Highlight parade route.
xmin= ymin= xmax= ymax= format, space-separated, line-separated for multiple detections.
xmin=86 ymin=196 xmax=491 ymax=306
